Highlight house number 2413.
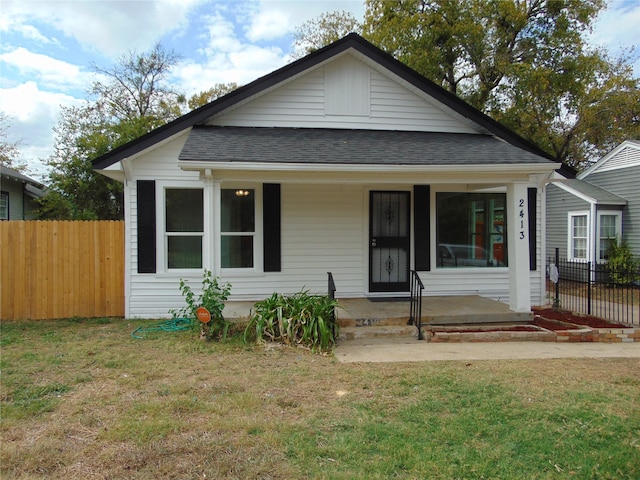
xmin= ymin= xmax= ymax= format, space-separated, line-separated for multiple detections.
xmin=518 ymin=199 xmax=525 ymax=240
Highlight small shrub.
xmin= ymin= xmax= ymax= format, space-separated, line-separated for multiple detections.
xmin=606 ymin=241 xmax=639 ymax=286
xmin=170 ymin=270 xmax=232 ymax=340
xmin=244 ymin=291 xmax=339 ymax=353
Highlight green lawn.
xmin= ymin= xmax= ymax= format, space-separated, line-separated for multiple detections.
xmin=1 ymin=317 xmax=639 ymax=479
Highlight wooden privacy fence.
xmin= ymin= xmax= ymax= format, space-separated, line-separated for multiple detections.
xmin=1 ymin=221 xmax=124 ymax=320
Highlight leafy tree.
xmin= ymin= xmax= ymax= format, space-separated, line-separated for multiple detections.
xmin=363 ymin=0 xmax=638 ymax=168
xmin=40 ymin=44 xmax=184 ymax=219
xmin=292 ymin=10 xmax=362 ymax=59
xmin=492 ymin=48 xmax=640 ymax=167
xmin=188 ymin=83 xmax=239 ymax=110
xmin=91 ymin=43 xmax=185 ymax=123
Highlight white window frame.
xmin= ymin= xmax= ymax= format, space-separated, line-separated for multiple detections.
xmin=567 ymin=211 xmax=590 ymax=262
xmin=220 ymin=183 xmax=263 ymax=275
xmin=157 ymin=181 xmax=209 ymax=273
xmin=596 ymin=211 xmax=622 ymax=261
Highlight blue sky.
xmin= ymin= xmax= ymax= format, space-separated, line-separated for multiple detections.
xmin=1 ymin=0 xmax=638 ymax=180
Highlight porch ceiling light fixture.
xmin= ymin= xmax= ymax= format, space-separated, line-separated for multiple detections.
xmin=235 ymin=189 xmax=250 ymax=197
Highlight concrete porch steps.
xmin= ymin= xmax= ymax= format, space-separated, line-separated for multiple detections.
xmin=338 ymin=316 xmax=417 ymax=341
xmin=335 ymin=296 xmax=533 ymax=341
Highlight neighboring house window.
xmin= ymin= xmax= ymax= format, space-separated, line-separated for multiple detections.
xmin=436 ymin=192 xmax=507 ymax=268
xmin=221 ymin=189 xmax=255 ymax=268
xmin=568 ymin=212 xmax=589 ymax=261
xmin=597 ymin=212 xmax=621 ymax=261
xmin=0 ymin=192 xmax=8 ymax=220
xmin=165 ymin=188 xmax=203 ymax=269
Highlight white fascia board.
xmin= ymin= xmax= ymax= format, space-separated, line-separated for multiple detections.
xmin=179 ymin=160 xmax=558 ymax=175
xmin=98 ymin=164 xmax=126 ymax=183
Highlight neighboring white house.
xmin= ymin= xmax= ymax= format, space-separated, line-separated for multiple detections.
xmin=93 ymin=34 xmax=559 ymax=319
xmin=546 ymin=140 xmax=640 ymax=263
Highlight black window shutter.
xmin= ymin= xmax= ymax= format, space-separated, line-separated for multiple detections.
xmin=137 ymin=180 xmax=156 ymax=273
xmin=263 ymin=183 xmax=281 ymax=272
xmin=414 ymin=185 xmax=431 ymax=271
xmin=528 ymin=187 xmax=537 ymax=271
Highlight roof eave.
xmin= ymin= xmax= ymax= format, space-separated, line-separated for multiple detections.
xmin=179 ymin=160 xmax=559 ymax=174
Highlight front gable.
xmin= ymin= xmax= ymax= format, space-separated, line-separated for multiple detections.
xmin=208 ymin=52 xmax=479 ymax=134
xmin=93 ymin=34 xmax=553 ymax=172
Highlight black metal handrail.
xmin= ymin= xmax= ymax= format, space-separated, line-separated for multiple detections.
xmin=327 ymin=271 xmax=336 ymax=301
xmin=327 ymin=272 xmax=337 ymax=333
xmin=409 ymin=270 xmax=425 ymax=340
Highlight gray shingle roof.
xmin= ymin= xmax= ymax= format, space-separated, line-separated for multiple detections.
xmin=1 ymin=165 xmax=46 ymax=190
xmin=560 ymin=179 xmax=627 ymax=205
xmin=179 ymin=126 xmax=553 ymax=166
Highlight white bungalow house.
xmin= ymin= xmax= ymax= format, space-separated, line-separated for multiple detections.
xmin=93 ymin=34 xmax=559 ymax=319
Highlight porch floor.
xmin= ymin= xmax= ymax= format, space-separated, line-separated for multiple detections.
xmin=223 ymin=295 xmax=531 ymax=326
xmin=336 ymin=295 xmax=532 ymax=326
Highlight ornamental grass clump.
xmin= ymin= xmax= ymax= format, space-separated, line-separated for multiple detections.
xmin=170 ymin=269 xmax=232 ymax=340
xmin=244 ymin=291 xmax=339 ymax=353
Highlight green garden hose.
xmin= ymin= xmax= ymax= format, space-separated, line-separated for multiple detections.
xmin=131 ymin=318 xmax=193 ymax=339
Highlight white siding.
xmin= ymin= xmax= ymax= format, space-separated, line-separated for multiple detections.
xmin=209 ymin=55 xmax=478 ymax=133
xmin=126 ymin=176 xmax=545 ymax=317
xmin=225 ymin=183 xmax=366 ymax=298
xmin=420 ymin=269 xmax=511 ymax=302
xmin=126 ymin=182 xmax=367 ymax=318
xmin=131 ymin=132 xmax=196 ymax=180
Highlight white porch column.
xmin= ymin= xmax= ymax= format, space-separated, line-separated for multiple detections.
xmin=211 ymin=180 xmax=222 ymax=278
xmin=507 ymin=182 xmax=531 ymax=312
xmin=202 ymin=171 xmax=222 ymax=277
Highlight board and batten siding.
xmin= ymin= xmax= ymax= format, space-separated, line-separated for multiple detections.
xmin=545 ymin=183 xmax=590 ymax=259
xmin=209 ymin=55 xmax=478 ymax=134
xmin=586 ymin=164 xmax=640 ymax=255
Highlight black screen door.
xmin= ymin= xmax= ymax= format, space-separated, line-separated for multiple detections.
xmin=369 ymin=191 xmax=410 ymax=292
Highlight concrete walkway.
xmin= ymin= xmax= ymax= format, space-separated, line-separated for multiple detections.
xmin=334 ymin=338 xmax=640 ymax=363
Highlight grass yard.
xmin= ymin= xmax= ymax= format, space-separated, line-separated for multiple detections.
xmin=1 ymin=317 xmax=639 ymax=479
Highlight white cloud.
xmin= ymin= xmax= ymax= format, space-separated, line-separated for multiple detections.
xmin=16 ymin=24 xmax=61 ymax=46
xmin=0 ymin=81 xmax=83 ymax=175
xmin=243 ymin=0 xmax=365 ymax=43
xmin=0 ymin=0 xmax=206 ymax=58
xmin=589 ymin=1 xmax=640 ymax=74
xmin=176 ymin=8 xmax=290 ymax=96
xmin=174 ymin=45 xmax=286 ymax=96
xmin=245 ymin=8 xmax=292 ymax=41
xmin=0 ymin=48 xmax=92 ymax=91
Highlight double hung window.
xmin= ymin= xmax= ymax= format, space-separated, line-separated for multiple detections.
xmin=165 ymin=188 xmax=203 ymax=269
xmin=597 ymin=212 xmax=621 ymax=261
xmin=568 ymin=213 xmax=588 ymax=261
xmin=221 ymin=189 xmax=255 ymax=269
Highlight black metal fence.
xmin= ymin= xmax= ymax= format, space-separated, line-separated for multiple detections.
xmin=547 ymin=249 xmax=639 ymax=326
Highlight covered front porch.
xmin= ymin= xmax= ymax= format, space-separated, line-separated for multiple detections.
xmin=223 ymin=295 xmax=534 ymax=341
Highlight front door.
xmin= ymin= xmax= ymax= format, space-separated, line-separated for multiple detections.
xmin=369 ymin=191 xmax=410 ymax=292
